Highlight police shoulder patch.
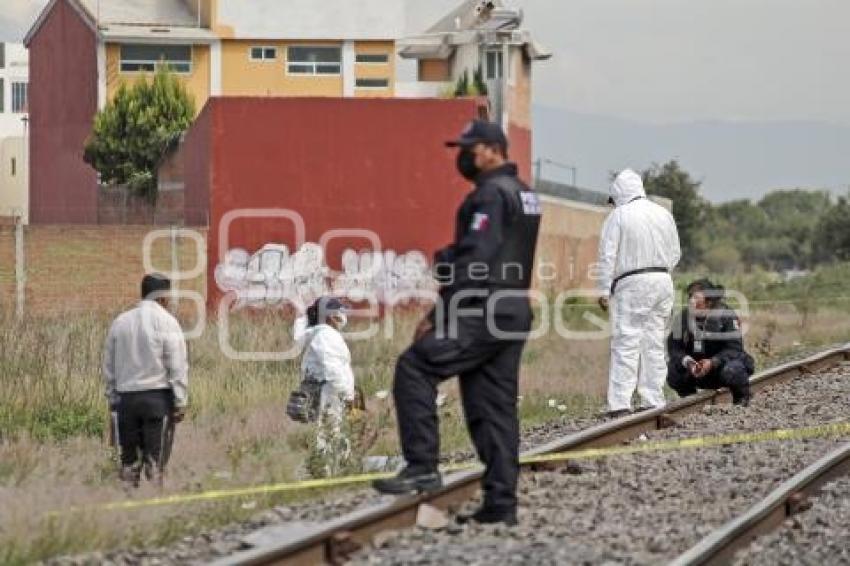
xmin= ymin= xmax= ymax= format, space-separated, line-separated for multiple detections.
xmin=471 ymin=212 xmax=490 ymax=232
xmin=520 ymin=191 xmax=542 ymax=215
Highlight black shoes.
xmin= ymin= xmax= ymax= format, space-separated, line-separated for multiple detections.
xmin=457 ymin=506 xmax=518 ymax=526
xmin=373 ymin=467 xmax=443 ymax=494
xmin=733 ymin=394 xmax=752 ymax=407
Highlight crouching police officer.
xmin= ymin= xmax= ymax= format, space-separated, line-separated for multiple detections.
xmin=667 ymin=279 xmax=754 ymax=406
xmin=373 ymin=120 xmax=542 ymax=526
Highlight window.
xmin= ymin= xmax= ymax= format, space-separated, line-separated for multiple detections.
xmin=355 ymin=78 xmax=389 ymax=89
xmin=11 ymin=82 xmax=27 ymax=113
xmin=0 ymin=43 xmax=5 ymax=69
xmin=11 ymin=158 xmax=15 ymax=177
xmin=486 ymin=50 xmax=503 ymax=80
xmin=287 ymin=46 xmax=342 ymax=75
xmin=0 ymin=78 xmax=4 ymax=113
xmin=356 ymin=53 xmax=389 ymax=64
xmin=120 ymin=44 xmax=192 ymax=73
xmin=250 ymin=46 xmax=277 ymax=61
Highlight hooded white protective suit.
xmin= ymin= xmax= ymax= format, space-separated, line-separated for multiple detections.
xmin=294 ymin=316 xmax=356 ymax=421
xmin=598 ymin=169 xmax=681 ymax=411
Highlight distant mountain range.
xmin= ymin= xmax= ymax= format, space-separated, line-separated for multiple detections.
xmin=532 ymin=106 xmax=850 ymax=202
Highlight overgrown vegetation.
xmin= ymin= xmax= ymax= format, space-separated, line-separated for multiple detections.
xmin=83 ymin=68 xmax=195 ymax=197
xmin=3 ymin=265 xmax=850 ymax=562
xmin=451 ymin=66 xmax=489 ymax=97
xmin=643 ymin=160 xmax=850 ymax=271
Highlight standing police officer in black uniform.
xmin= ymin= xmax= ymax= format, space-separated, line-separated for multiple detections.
xmin=667 ymin=279 xmax=755 ymax=406
xmin=373 ymin=120 xmax=542 ymax=526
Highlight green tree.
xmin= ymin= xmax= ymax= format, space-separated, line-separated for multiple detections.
xmin=84 ymin=68 xmax=195 ymax=197
xmin=702 ymin=243 xmax=742 ymax=274
xmin=472 ymin=65 xmax=488 ymax=96
xmin=453 ymin=70 xmax=470 ymax=97
xmin=756 ymin=190 xmax=833 ymax=267
xmin=814 ymin=196 xmax=850 ymax=262
xmin=642 ymin=160 xmax=707 ymax=268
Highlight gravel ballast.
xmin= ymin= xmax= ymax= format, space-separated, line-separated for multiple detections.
xmin=351 ymin=363 xmax=850 ymax=565
xmin=732 ymin=475 xmax=850 ymax=565
xmin=44 ymin=357 xmax=849 ymax=565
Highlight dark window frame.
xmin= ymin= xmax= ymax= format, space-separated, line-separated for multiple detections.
xmin=119 ymin=44 xmax=193 ymax=74
xmin=286 ymin=46 xmax=342 ymax=76
xmin=355 ymin=78 xmax=390 ymax=89
xmin=11 ymin=82 xmax=27 ymax=114
xmin=355 ymin=53 xmax=390 ymax=64
xmin=250 ymin=46 xmax=278 ymax=61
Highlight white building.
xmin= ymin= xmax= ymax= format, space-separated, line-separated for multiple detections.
xmin=0 ymin=42 xmax=29 ymax=223
xmin=0 ymin=43 xmax=29 ymax=138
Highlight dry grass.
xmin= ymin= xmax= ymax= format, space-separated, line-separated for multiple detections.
xmin=1 ymin=292 xmax=849 ymax=563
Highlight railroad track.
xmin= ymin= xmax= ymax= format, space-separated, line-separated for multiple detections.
xmin=217 ymin=345 xmax=850 ymax=566
xmin=673 ymin=441 xmax=850 ymax=565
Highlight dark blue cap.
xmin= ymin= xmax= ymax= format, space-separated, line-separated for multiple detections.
xmin=313 ymin=296 xmax=346 ymax=312
xmin=446 ymin=120 xmax=508 ymax=149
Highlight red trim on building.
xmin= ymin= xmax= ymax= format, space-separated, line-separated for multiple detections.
xmin=508 ymin=123 xmax=532 ymax=186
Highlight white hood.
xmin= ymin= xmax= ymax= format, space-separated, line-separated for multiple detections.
xmin=609 ymin=169 xmax=646 ymax=206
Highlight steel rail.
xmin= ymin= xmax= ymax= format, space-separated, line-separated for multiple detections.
xmin=672 ymin=441 xmax=850 ymax=565
xmin=217 ymin=345 xmax=849 ymax=566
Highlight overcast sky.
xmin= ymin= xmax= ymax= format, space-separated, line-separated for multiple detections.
xmin=4 ymin=0 xmax=848 ymax=198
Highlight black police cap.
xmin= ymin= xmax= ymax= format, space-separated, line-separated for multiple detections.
xmin=446 ymin=119 xmax=509 ymax=149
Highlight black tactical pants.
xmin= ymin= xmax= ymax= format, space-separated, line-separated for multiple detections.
xmin=117 ymin=390 xmax=175 ymax=477
xmin=393 ymin=302 xmax=530 ymax=511
xmin=667 ymin=356 xmax=753 ymax=403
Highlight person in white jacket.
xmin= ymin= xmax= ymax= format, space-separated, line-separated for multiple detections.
xmin=103 ymin=274 xmax=188 ymax=486
xmin=597 ymin=169 xmax=681 ymax=417
xmin=293 ymin=296 xmax=356 ymax=473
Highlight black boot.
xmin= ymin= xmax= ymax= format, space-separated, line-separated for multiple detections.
xmin=457 ymin=505 xmax=518 ymax=526
xmin=732 ymin=384 xmax=752 ymax=407
xmin=733 ymin=393 xmax=752 ymax=407
xmin=373 ymin=466 xmax=442 ymax=495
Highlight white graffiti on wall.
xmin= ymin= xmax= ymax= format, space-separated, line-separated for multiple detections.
xmin=215 ymin=243 xmax=436 ymax=307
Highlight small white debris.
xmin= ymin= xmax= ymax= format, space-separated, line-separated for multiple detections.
xmin=375 ymin=390 xmax=390 ymax=400
xmin=638 ymin=434 xmax=649 ymax=442
xmin=241 ymin=500 xmax=257 ymax=510
xmin=213 ymin=471 xmax=232 ymax=480
xmin=557 ymin=405 xmax=567 ymax=412
xmin=548 ymin=399 xmax=557 ymax=408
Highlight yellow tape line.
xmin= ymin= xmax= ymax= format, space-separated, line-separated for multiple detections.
xmin=57 ymin=421 xmax=850 ymax=515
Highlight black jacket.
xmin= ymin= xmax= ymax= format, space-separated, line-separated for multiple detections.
xmin=667 ymin=303 xmax=754 ymax=370
xmin=434 ymin=163 xmax=542 ymax=299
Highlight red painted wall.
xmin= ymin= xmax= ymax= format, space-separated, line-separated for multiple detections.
xmin=183 ymin=103 xmax=212 ymax=226
xmin=28 ymin=0 xmax=99 ymax=224
xmin=509 ymin=123 xmax=533 ymax=185
xmin=186 ymin=97 xmax=482 ymax=303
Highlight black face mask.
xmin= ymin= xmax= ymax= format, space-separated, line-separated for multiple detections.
xmin=456 ymin=149 xmax=480 ymax=181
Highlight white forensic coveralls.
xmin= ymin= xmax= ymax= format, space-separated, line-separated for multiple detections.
xmin=294 ymin=315 xmax=356 ymax=476
xmin=293 ymin=315 xmax=356 ymax=422
xmin=597 ymin=169 xmax=681 ymax=412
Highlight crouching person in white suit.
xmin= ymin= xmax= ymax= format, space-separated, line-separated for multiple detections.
xmin=597 ymin=169 xmax=681 ymax=417
xmin=292 ymin=296 xmax=357 ymax=476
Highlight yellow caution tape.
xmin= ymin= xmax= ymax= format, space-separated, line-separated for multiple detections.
xmin=54 ymin=421 xmax=850 ymax=516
